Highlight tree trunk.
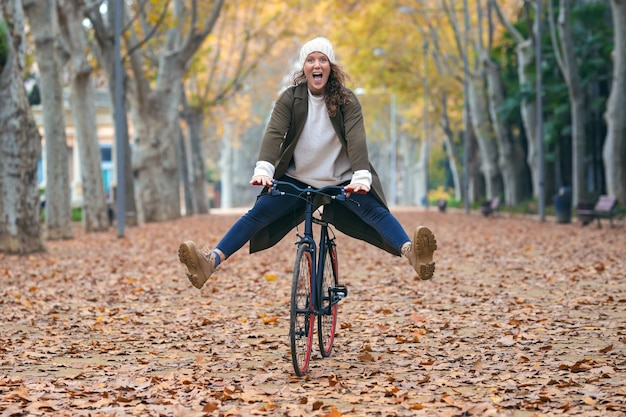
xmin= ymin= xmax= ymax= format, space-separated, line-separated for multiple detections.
xmin=491 ymin=1 xmax=541 ymax=200
xmin=439 ymin=92 xmax=462 ymax=201
xmin=552 ymin=0 xmax=587 ymax=204
xmin=24 ymin=0 xmax=73 ymax=240
xmin=603 ymin=0 xmax=626 ymax=204
xmin=0 ymin=1 xmax=45 ymax=254
xmin=175 ymin=122 xmax=194 ymax=216
xmin=69 ymin=72 xmax=109 ymax=232
xmin=516 ymin=40 xmax=541 ymax=201
xmin=59 ymin=0 xmax=109 ymax=232
xmin=132 ymin=89 xmax=182 ymax=223
xmin=484 ymin=54 xmax=527 ymax=206
xmin=467 ymin=72 xmax=502 ymax=201
xmin=467 ymin=129 xmax=484 ymax=203
xmin=185 ymin=106 xmax=209 ymax=214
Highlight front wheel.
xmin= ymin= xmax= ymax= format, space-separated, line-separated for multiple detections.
xmin=318 ymin=240 xmax=339 ymax=357
xmin=290 ymin=244 xmax=314 ymax=376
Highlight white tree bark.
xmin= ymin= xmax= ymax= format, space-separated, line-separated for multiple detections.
xmin=58 ymin=0 xmax=109 ymax=232
xmin=24 ymin=0 xmax=73 ymax=240
xmin=0 ymin=0 xmax=45 ymax=254
xmin=442 ymin=0 xmax=501 ymax=203
xmin=439 ymin=92 xmax=462 ymax=201
xmin=549 ymin=0 xmax=587 ymax=204
xmin=175 ymin=122 xmax=194 ymax=215
xmin=491 ymin=0 xmax=541 ymax=200
xmin=603 ymin=0 xmax=626 ymax=204
xmin=484 ymin=53 xmax=527 ymax=206
xmin=468 ymin=72 xmax=501 ymax=201
xmin=182 ymin=103 xmax=209 ymax=214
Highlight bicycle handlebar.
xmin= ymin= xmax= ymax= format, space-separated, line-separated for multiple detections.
xmin=270 ymin=180 xmax=347 ymax=202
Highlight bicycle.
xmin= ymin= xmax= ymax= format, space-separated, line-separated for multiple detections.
xmin=269 ymin=180 xmax=351 ymax=376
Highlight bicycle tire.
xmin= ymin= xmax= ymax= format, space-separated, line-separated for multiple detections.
xmin=318 ymin=240 xmax=339 ymax=357
xmin=290 ymin=243 xmax=314 ymax=376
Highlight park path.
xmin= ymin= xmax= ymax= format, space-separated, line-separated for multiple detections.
xmin=1 ymin=208 xmax=625 ymax=416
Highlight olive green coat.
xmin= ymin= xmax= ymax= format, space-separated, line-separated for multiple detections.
xmin=249 ymin=83 xmax=400 ymax=256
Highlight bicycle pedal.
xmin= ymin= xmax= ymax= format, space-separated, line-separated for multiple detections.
xmin=332 ymin=285 xmax=348 ymax=300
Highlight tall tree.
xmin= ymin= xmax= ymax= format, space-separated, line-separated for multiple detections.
xmin=126 ymin=0 xmax=224 ymax=223
xmin=483 ymin=0 xmax=528 ymax=205
xmin=604 ymin=0 xmax=626 ymax=203
xmin=57 ymin=0 xmax=109 ymax=232
xmin=492 ymin=0 xmax=542 ymax=201
xmin=451 ymin=0 xmax=502 ymax=202
xmin=24 ymin=0 xmax=73 ymax=240
xmin=548 ymin=0 xmax=587 ymax=205
xmin=0 ymin=0 xmax=45 ymax=254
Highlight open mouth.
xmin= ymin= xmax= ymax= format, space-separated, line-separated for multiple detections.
xmin=313 ymin=72 xmax=323 ymax=80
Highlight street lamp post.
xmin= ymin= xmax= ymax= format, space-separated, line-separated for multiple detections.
xmin=389 ymin=93 xmax=397 ymax=207
xmin=423 ymin=40 xmax=429 ymax=208
xmin=462 ymin=0 xmax=471 ymax=214
xmin=114 ymin=0 xmax=126 ymax=237
xmin=536 ymin=0 xmax=546 ymax=221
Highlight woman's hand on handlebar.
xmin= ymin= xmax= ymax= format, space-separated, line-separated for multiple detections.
xmin=344 ymin=183 xmax=369 ymax=198
xmin=250 ymin=175 xmax=273 ymax=187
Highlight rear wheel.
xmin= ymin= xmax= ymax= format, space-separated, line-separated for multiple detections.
xmin=290 ymin=244 xmax=314 ymax=376
xmin=318 ymin=240 xmax=338 ymax=357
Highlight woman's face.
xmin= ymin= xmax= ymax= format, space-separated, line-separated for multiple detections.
xmin=303 ymin=52 xmax=331 ymax=95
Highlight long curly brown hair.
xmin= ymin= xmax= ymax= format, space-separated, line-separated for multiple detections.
xmin=292 ymin=62 xmax=353 ymax=117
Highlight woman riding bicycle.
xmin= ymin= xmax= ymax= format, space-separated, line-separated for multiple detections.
xmin=179 ymin=36 xmax=437 ymax=289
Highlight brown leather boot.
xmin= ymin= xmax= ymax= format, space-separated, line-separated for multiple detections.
xmin=178 ymin=241 xmax=216 ymax=289
xmin=405 ymin=226 xmax=437 ymax=280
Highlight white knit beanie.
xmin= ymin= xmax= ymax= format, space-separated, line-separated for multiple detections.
xmin=298 ymin=37 xmax=335 ymax=68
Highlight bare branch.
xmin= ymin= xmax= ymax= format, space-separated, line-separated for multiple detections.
xmin=490 ymin=0 xmax=525 ymax=44
xmin=124 ymin=0 xmax=171 ymax=61
xmin=547 ymin=0 xmax=566 ymax=75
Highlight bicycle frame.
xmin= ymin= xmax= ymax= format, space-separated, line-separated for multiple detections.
xmin=270 ymin=180 xmax=346 ymax=312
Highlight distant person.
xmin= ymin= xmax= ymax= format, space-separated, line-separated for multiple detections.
xmin=178 ymin=37 xmax=437 ymax=289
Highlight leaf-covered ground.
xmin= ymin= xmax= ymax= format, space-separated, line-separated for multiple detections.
xmin=1 ymin=208 xmax=625 ymax=417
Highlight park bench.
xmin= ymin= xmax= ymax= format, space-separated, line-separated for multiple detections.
xmin=576 ymin=195 xmax=618 ymax=228
xmin=481 ymin=196 xmax=500 ymax=217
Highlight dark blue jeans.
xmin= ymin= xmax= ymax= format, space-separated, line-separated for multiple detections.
xmin=216 ymin=176 xmax=410 ymax=258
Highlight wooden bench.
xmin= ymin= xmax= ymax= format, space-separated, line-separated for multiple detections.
xmin=576 ymin=195 xmax=617 ymax=228
xmin=481 ymin=196 xmax=500 ymax=217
